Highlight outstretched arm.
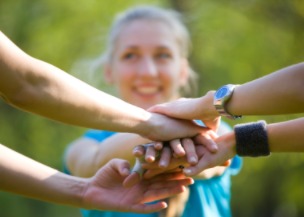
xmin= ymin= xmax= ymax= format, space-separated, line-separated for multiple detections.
xmin=149 ymin=62 xmax=304 ymax=129
xmin=227 ymin=63 xmax=304 ymax=116
xmin=0 ymin=144 xmax=193 ymax=213
xmin=0 ymin=31 xmax=202 ymax=141
xmin=183 ymin=118 xmax=304 ymax=176
xmin=65 ymin=133 xmax=150 ymax=177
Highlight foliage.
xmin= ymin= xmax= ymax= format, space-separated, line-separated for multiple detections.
xmin=0 ymin=0 xmax=303 ymax=216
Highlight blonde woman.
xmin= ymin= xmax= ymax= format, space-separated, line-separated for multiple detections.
xmin=64 ymin=5 xmax=242 ymax=217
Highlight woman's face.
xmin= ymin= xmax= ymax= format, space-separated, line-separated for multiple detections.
xmin=105 ymin=20 xmax=188 ymax=110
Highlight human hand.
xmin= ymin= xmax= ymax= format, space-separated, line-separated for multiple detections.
xmin=82 ymin=158 xmax=194 ymax=213
xmin=143 ymin=112 xmax=204 ymax=141
xmin=182 ymin=132 xmax=236 ymax=176
xmin=132 ymin=140 xmax=194 ymax=166
xmin=133 ymin=129 xmax=218 ymax=167
xmin=127 ymin=142 xmax=192 ymax=183
xmin=130 ymin=131 xmax=219 ymax=178
xmin=141 ymin=156 xmax=190 ymax=179
xmin=148 ymin=92 xmax=221 ymax=132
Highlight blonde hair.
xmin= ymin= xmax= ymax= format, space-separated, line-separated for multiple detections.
xmin=100 ymin=5 xmax=198 ymax=97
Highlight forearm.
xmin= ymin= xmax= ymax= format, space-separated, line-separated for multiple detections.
xmin=226 ymin=118 xmax=304 ymax=153
xmin=67 ymin=134 xmax=149 ymax=177
xmin=267 ymin=118 xmax=304 ymax=152
xmin=227 ymin=62 xmax=304 ymax=116
xmin=22 ymin=62 xmax=152 ymax=133
xmin=0 ymin=31 xmax=151 ymax=136
xmin=3 ymin=58 xmax=151 ymax=133
xmin=0 ymin=32 xmax=202 ymax=141
xmin=95 ymin=133 xmax=150 ymax=167
xmin=0 ymin=144 xmax=85 ymax=207
xmin=195 ymin=63 xmax=304 ymax=121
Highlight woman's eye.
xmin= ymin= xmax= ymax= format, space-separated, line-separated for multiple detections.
xmin=156 ymin=53 xmax=171 ymax=59
xmin=123 ymin=53 xmax=137 ymax=60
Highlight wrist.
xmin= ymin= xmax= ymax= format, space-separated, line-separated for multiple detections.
xmin=44 ymin=172 xmax=87 ymax=208
xmin=198 ymin=91 xmax=219 ymax=120
xmin=226 ymin=131 xmax=237 ymax=156
xmin=216 ymin=131 xmax=237 ymax=157
xmin=137 ymin=111 xmax=156 ymax=139
xmin=213 ymin=84 xmax=242 ymax=120
xmin=71 ymin=176 xmax=92 ymax=209
xmin=130 ymin=109 xmax=153 ymax=138
xmin=234 ymin=120 xmax=270 ymax=157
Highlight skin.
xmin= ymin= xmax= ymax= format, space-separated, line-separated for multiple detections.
xmin=182 ymin=118 xmax=304 ymax=176
xmin=148 ymin=62 xmax=304 ymax=176
xmin=104 ymin=20 xmax=188 ymax=110
xmin=0 ymin=31 xmax=200 ymax=210
xmin=149 ymin=62 xmax=304 ymax=130
xmin=0 ymin=31 xmax=202 ymax=142
xmin=0 ymin=144 xmax=194 ymax=212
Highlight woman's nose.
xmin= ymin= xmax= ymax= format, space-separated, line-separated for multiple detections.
xmin=137 ymin=57 xmax=158 ymax=77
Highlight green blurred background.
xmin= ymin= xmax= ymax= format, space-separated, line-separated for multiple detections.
xmin=0 ymin=0 xmax=303 ymax=216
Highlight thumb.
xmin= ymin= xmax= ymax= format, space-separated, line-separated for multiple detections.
xmin=147 ymin=103 xmax=168 ymax=114
xmin=183 ymin=159 xmax=209 ymax=176
xmin=123 ymin=172 xmax=141 ymax=188
xmin=110 ymin=158 xmax=130 ymax=177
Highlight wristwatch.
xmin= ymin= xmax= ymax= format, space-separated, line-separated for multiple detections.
xmin=213 ymin=84 xmax=242 ymax=119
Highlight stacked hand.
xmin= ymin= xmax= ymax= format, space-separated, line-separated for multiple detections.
xmin=126 ymin=128 xmax=231 ymax=181
xmin=148 ymin=92 xmax=220 ymax=132
xmin=83 ymin=158 xmax=194 ymax=213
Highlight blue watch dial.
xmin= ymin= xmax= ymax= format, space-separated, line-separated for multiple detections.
xmin=215 ymin=87 xmax=228 ymax=98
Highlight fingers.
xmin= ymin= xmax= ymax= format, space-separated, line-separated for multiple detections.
xmin=130 ymin=201 xmax=168 ymax=214
xmin=158 ymin=146 xmax=171 ymax=168
xmin=194 ymin=133 xmax=218 ymax=153
xmin=169 ymin=139 xmax=186 ymax=157
xmin=133 ymin=145 xmax=145 ymax=158
xmin=147 ymin=98 xmax=192 ymax=120
xmin=131 ymin=135 xmax=222 ymax=179
xmin=131 ymin=173 xmax=193 ymax=213
xmin=145 ymin=171 xmax=193 ymax=190
xmin=123 ymin=172 xmax=141 ymax=188
xmin=153 ymin=142 xmax=163 ymax=151
xmin=133 ymin=138 xmax=201 ymax=175
xmin=147 ymin=102 xmax=170 ymax=114
xmin=143 ymin=177 xmax=194 ymax=203
xmin=133 ymin=143 xmax=159 ymax=163
xmin=181 ymin=138 xmax=198 ymax=165
xmin=131 ymin=157 xmax=145 ymax=177
xmin=109 ymin=158 xmax=130 ymax=177
xmin=182 ymin=153 xmax=219 ymax=176
xmin=145 ymin=145 xmax=157 ymax=163
xmin=142 ymin=158 xmax=185 ymax=179
xmin=183 ymin=163 xmax=206 ymax=176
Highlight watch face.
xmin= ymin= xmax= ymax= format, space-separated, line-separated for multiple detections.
xmin=215 ymin=86 xmax=229 ymax=99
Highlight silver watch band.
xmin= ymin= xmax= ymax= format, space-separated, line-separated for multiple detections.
xmin=214 ymin=84 xmax=242 ymax=120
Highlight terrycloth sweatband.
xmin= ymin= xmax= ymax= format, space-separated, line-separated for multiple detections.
xmin=234 ymin=120 xmax=270 ymax=157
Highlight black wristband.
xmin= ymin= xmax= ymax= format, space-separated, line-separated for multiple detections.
xmin=234 ymin=120 xmax=270 ymax=157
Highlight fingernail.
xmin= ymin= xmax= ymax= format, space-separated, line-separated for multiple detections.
xmin=146 ymin=156 xmax=155 ymax=163
xmin=183 ymin=168 xmax=192 ymax=175
xmin=159 ymin=162 xmax=167 ymax=168
xmin=190 ymin=157 xmax=197 ymax=164
xmin=123 ymin=168 xmax=130 ymax=176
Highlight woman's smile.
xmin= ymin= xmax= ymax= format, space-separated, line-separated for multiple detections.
xmin=134 ymin=85 xmax=161 ymax=96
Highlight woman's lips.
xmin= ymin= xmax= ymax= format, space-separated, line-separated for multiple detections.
xmin=134 ymin=86 xmax=161 ymax=95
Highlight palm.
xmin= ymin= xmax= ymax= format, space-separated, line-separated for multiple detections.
xmin=83 ymin=160 xmax=150 ymax=212
xmin=81 ymin=159 xmax=193 ymax=213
